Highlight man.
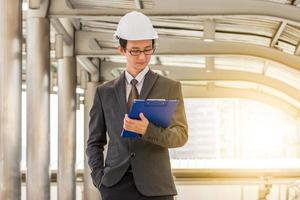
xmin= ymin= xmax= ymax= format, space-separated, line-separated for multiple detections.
xmin=86 ymin=11 xmax=188 ymax=200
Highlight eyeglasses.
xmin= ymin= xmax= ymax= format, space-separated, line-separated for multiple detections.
xmin=126 ymin=47 xmax=156 ymax=56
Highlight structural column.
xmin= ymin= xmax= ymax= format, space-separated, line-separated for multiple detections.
xmin=84 ymin=81 xmax=102 ymax=200
xmin=0 ymin=0 xmax=22 ymax=199
xmin=57 ymin=18 xmax=77 ymax=200
xmin=57 ymin=57 xmax=76 ymax=199
xmin=26 ymin=17 xmax=50 ymax=199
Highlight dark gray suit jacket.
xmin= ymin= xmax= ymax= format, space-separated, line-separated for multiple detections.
xmin=86 ymin=70 xmax=188 ymax=196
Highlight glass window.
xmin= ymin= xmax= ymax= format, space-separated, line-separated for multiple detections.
xmin=170 ymin=98 xmax=300 ymax=169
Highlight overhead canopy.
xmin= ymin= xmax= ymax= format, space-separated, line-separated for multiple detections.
xmin=22 ymin=0 xmax=300 ymax=118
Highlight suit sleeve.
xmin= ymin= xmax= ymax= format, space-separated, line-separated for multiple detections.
xmin=142 ymin=81 xmax=188 ymax=148
xmin=86 ymin=88 xmax=107 ymax=188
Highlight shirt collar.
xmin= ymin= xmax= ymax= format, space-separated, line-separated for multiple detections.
xmin=125 ymin=66 xmax=149 ymax=84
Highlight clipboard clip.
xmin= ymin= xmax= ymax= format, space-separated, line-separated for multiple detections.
xmin=144 ymin=99 xmax=167 ymax=107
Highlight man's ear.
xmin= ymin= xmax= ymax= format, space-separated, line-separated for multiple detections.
xmin=117 ymin=46 xmax=125 ymax=55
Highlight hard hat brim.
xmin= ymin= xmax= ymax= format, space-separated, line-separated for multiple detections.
xmin=114 ymin=32 xmax=159 ymax=41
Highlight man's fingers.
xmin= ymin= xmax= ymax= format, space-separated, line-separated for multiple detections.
xmin=124 ymin=123 xmax=138 ymax=132
xmin=139 ymin=113 xmax=148 ymax=122
xmin=139 ymin=113 xmax=145 ymax=120
xmin=124 ymin=115 xmax=136 ymax=125
xmin=123 ymin=113 xmax=148 ymax=135
xmin=124 ymin=120 xmax=143 ymax=130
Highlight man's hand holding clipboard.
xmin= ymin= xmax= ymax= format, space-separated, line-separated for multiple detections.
xmin=121 ymin=99 xmax=179 ymax=138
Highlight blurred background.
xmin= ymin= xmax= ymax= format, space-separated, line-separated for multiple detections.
xmin=1 ymin=0 xmax=300 ymax=199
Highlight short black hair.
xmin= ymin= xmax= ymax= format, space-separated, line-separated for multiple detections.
xmin=119 ymin=38 xmax=155 ymax=49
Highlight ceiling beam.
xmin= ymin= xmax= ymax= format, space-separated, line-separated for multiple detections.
xmin=49 ymin=0 xmax=300 ymax=26
xmin=262 ymin=61 xmax=269 ymax=75
xmin=100 ymin=61 xmax=300 ymax=103
xmin=77 ymin=56 xmax=99 ymax=81
xmin=203 ymin=19 xmax=215 ymax=42
xmin=270 ymin=22 xmax=287 ymax=48
xmin=70 ymin=18 xmax=81 ymax=30
xmin=295 ymin=42 xmax=300 ymax=56
xmin=29 ymin=0 xmax=40 ymax=9
xmin=134 ymin=0 xmax=144 ymax=9
xmin=182 ymin=85 xmax=300 ymax=119
xmin=292 ymin=0 xmax=300 ymax=6
xmin=75 ymin=31 xmax=300 ymax=72
xmin=51 ymin=18 xmax=73 ymax=45
xmin=205 ymin=56 xmax=215 ymax=72
xmin=88 ymin=39 xmax=102 ymax=50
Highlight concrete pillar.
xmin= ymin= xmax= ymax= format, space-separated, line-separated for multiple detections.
xmin=298 ymin=118 xmax=300 ymax=157
xmin=57 ymin=18 xmax=77 ymax=200
xmin=57 ymin=57 xmax=76 ymax=200
xmin=84 ymin=81 xmax=102 ymax=200
xmin=0 ymin=0 xmax=22 ymax=199
xmin=55 ymin=34 xmax=63 ymax=59
xmin=26 ymin=17 xmax=50 ymax=200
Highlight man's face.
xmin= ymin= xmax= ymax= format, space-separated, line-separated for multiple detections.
xmin=119 ymin=40 xmax=153 ymax=75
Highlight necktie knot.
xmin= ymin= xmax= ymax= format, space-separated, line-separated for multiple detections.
xmin=131 ymin=79 xmax=138 ymax=86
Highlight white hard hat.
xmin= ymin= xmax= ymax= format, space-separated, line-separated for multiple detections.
xmin=114 ymin=11 xmax=158 ymax=40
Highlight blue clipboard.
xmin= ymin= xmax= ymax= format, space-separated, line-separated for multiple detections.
xmin=121 ymin=99 xmax=179 ymax=138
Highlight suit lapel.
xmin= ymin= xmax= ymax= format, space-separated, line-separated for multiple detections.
xmin=113 ymin=72 xmax=127 ymax=116
xmin=139 ymin=70 xmax=159 ymax=100
xmin=113 ymin=69 xmax=159 ymax=117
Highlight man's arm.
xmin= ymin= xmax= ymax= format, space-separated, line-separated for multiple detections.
xmin=86 ymin=88 xmax=107 ymax=188
xmin=142 ymin=81 xmax=188 ymax=148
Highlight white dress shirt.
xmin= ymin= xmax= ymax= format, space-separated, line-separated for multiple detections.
xmin=125 ymin=66 xmax=149 ymax=101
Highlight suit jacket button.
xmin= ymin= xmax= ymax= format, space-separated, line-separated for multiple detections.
xmin=130 ymin=153 xmax=135 ymax=158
